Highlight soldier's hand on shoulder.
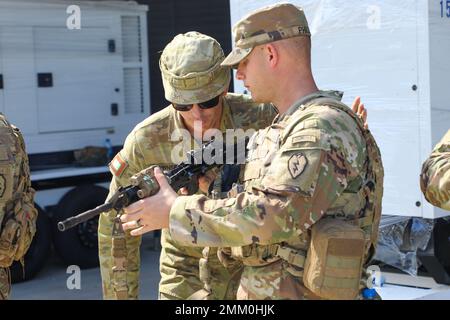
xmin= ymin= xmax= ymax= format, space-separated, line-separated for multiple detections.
xmin=351 ymin=96 xmax=368 ymax=129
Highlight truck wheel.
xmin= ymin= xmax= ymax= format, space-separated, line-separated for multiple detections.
xmin=10 ymin=204 xmax=51 ymax=283
xmin=52 ymin=185 xmax=108 ymax=269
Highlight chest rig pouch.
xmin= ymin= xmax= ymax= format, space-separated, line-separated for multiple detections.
xmin=244 ymin=126 xmax=281 ymax=186
xmin=303 ymin=218 xmax=365 ymax=300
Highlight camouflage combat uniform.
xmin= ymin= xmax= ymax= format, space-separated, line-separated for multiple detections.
xmin=420 ymin=130 xmax=450 ymax=210
xmin=0 ymin=114 xmax=37 ymax=300
xmin=169 ymin=91 xmax=384 ymax=299
xmin=98 ymin=94 xmax=276 ymax=299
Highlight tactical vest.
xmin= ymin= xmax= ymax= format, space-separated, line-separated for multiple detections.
xmin=189 ymin=165 xmax=244 ymax=300
xmin=0 ymin=114 xmax=38 ymax=296
xmin=225 ymin=96 xmax=383 ymax=299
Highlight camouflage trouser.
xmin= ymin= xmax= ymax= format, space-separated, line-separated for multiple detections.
xmin=159 ymin=229 xmax=243 ymax=300
xmin=99 ymin=211 xmax=243 ymax=300
xmin=98 ymin=211 xmax=141 ymax=299
xmin=159 ymin=292 xmax=182 ymax=300
xmin=0 ymin=267 xmax=11 ymax=300
xmin=236 ymin=259 xmax=322 ymax=300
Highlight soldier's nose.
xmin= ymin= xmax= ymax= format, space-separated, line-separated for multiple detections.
xmin=236 ymin=65 xmax=245 ymax=80
xmin=191 ymin=104 xmax=203 ymax=118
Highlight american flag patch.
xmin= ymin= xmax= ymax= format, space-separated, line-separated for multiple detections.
xmin=109 ymin=153 xmax=128 ymax=177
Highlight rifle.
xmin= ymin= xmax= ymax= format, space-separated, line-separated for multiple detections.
xmin=57 ymin=137 xmax=248 ymax=232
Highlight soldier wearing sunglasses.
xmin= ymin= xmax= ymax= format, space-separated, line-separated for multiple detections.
xmin=98 ymin=31 xmax=277 ymax=300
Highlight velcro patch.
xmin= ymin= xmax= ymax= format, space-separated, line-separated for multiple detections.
xmin=109 ymin=153 xmax=128 ymax=177
xmin=0 ymin=146 xmax=10 ymax=161
xmin=288 ymin=153 xmax=307 ymax=179
xmin=293 ymin=135 xmax=317 ymax=144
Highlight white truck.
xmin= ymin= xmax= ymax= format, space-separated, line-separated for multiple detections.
xmin=230 ymin=0 xmax=450 ymax=299
xmin=0 ymin=0 xmax=150 ymax=280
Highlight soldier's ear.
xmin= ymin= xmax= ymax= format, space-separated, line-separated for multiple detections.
xmin=265 ymin=44 xmax=279 ymax=68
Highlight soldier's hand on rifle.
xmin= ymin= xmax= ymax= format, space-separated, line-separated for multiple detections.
xmin=179 ymin=170 xmax=217 ymax=195
xmin=121 ymin=167 xmax=177 ymax=235
xmin=198 ymin=170 xmax=217 ymax=194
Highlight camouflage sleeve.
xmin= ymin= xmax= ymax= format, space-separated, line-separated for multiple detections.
xmin=169 ymin=124 xmax=356 ymax=247
xmin=98 ymin=130 xmax=146 ymax=299
xmin=420 ymin=130 xmax=450 ymax=210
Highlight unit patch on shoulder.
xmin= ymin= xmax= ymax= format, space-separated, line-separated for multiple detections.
xmin=288 ymin=153 xmax=307 ymax=179
xmin=109 ymin=153 xmax=128 ymax=177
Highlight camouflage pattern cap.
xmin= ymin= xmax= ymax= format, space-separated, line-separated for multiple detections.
xmin=221 ymin=3 xmax=311 ymax=68
xmin=159 ymin=31 xmax=231 ymax=104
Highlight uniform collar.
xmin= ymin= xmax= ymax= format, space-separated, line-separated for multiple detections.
xmin=167 ymin=105 xmax=185 ymax=140
xmin=220 ymin=96 xmax=236 ymax=132
xmin=278 ymin=90 xmax=344 ymax=122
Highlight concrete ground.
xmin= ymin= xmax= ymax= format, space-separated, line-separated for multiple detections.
xmin=10 ymin=234 xmax=161 ymax=300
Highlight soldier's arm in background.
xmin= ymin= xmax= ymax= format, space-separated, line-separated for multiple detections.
xmin=98 ymin=130 xmax=146 ymax=299
xmin=0 ymin=116 xmax=38 ymax=300
xmin=420 ymin=130 xmax=450 ymax=210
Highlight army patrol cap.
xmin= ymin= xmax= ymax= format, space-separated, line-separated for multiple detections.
xmin=221 ymin=3 xmax=311 ymax=68
xmin=159 ymin=31 xmax=231 ymax=105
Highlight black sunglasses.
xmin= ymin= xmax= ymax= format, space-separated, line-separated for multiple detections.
xmin=172 ymin=95 xmax=221 ymax=112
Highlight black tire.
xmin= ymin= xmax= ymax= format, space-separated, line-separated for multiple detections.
xmin=10 ymin=204 xmax=51 ymax=283
xmin=52 ymin=185 xmax=108 ymax=269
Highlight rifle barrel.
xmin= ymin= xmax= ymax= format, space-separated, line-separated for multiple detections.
xmin=57 ymin=202 xmax=113 ymax=232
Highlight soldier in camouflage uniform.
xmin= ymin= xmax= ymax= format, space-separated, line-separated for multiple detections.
xmin=0 ymin=114 xmax=37 ymax=300
xmin=121 ymin=3 xmax=384 ymax=300
xmin=98 ymin=31 xmax=277 ymax=300
xmin=420 ymin=130 xmax=450 ymax=210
